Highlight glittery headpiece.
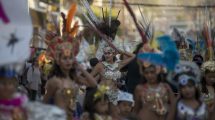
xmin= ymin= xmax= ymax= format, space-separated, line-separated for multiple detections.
xmin=94 ymin=85 xmax=110 ymax=101
xmin=169 ymin=61 xmax=201 ymax=87
xmin=45 ymin=4 xmax=80 ymax=61
xmin=103 ymin=45 xmax=115 ymax=54
xmin=201 ymin=61 xmax=215 ymax=73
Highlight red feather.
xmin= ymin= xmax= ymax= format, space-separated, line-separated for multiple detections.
xmin=123 ymin=0 xmax=147 ymax=44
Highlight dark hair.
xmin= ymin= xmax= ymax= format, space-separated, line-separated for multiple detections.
xmin=201 ymin=72 xmax=215 ymax=94
xmin=133 ymin=43 xmax=144 ymax=55
xmin=83 ymin=87 xmax=110 ymax=120
xmin=179 ymin=80 xmax=201 ymax=100
xmin=89 ymin=58 xmax=99 ymax=67
xmin=49 ymin=62 xmax=76 ymax=80
xmin=192 ymin=54 xmax=204 ymax=67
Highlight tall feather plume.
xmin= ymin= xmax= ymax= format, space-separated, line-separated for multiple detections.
xmin=116 ymin=10 xmax=121 ymax=20
xmin=70 ymin=21 xmax=79 ymax=37
xmin=81 ymin=6 xmax=97 ymax=29
xmin=102 ymin=8 xmax=106 ymax=22
xmin=109 ymin=0 xmax=112 ymax=27
xmin=80 ymin=0 xmax=100 ymax=24
xmin=51 ymin=15 xmax=60 ymax=35
xmin=123 ymin=0 xmax=147 ymax=44
xmin=61 ymin=12 xmax=66 ymax=33
xmin=203 ymin=22 xmax=213 ymax=60
xmin=138 ymin=6 xmax=153 ymax=40
xmin=66 ymin=4 xmax=77 ymax=33
xmin=138 ymin=5 xmax=148 ymax=27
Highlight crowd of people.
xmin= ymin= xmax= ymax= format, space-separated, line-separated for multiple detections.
xmin=0 ymin=0 xmax=215 ymax=120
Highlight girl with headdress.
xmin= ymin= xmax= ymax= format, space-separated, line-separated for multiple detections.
xmin=200 ymin=23 xmax=215 ymax=119
xmin=81 ymin=86 xmax=112 ymax=120
xmin=200 ymin=61 xmax=215 ymax=120
xmin=42 ymin=3 xmax=97 ymax=120
xmin=169 ymin=61 xmax=208 ymax=120
xmin=135 ymin=35 xmax=181 ymax=120
xmin=133 ymin=63 xmax=175 ymax=120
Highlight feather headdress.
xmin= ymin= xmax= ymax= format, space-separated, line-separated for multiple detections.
xmin=202 ymin=22 xmax=214 ymax=61
xmin=201 ymin=61 xmax=215 ymax=73
xmin=45 ymin=3 xmax=80 ymax=61
xmin=80 ymin=0 xmax=121 ymax=40
xmin=123 ymin=0 xmax=148 ymax=44
xmin=138 ymin=35 xmax=179 ymax=71
xmin=168 ymin=61 xmax=201 ymax=87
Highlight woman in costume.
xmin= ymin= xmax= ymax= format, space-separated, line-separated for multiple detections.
xmin=201 ymin=61 xmax=215 ymax=120
xmin=80 ymin=0 xmax=135 ymax=118
xmin=81 ymin=86 xmax=112 ymax=120
xmin=42 ymin=4 xmax=97 ymax=120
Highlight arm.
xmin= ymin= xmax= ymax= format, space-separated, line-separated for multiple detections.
xmin=26 ymin=67 xmax=32 ymax=83
xmin=74 ymin=63 xmax=97 ymax=87
xmin=166 ymin=84 xmax=177 ymax=120
xmin=90 ymin=62 xmax=103 ymax=82
xmin=133 ymin=85 xmax=143 ymax=113
xmin=118 ymin=54 xmax=136 ymax=70
xmin=42 ymin=79 xmax=56 ymax=103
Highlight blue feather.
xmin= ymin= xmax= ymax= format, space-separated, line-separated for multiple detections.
xmin=138 ymin=53 xmax=164 ymax=65
xmin=138 ymin=35 xmax=179 ymax=71
xmin=186 ymin=38 xmax=196 ymax=50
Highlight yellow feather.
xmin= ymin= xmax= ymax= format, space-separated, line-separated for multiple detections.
xmin=66 ymin=4 xmax=77 ymax=33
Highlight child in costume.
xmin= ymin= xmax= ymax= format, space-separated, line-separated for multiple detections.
xmin=201 ymin=61 xmax=215 ymax=120
xmin=117 ymin=91 xmax=134 ymax=119
xmin=134 ymin=64 xmax=175 ymax=120
xmin=81 ymin=86 xmax=112 ymax=120
xmin=169 ymin=61 xmax=208 ymax=120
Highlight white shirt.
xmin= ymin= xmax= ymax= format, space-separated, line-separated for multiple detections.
xmin=27 ymin=66 xmax=41 ymax=91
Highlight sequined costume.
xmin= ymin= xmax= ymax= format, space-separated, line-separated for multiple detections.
xmin=202 ymin=92 xmax=215 ymax=110
xmin=201 ymin=60 xmax=215 ymax=115
xmin=176 ymin=100 xmax=208 ymax=120
xmin=49 ymin=77 xmax=82 ymax=120
xmin=140 ymin=83 xmax=169 ymax=116
xmin=100 ymin=61 xmax=121 ymax=105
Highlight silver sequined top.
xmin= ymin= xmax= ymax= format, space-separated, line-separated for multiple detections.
xmin=102 ymin=62 xmax=121 ymax=81
xmin=176 ymin=100 xmax=208 ymax=120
